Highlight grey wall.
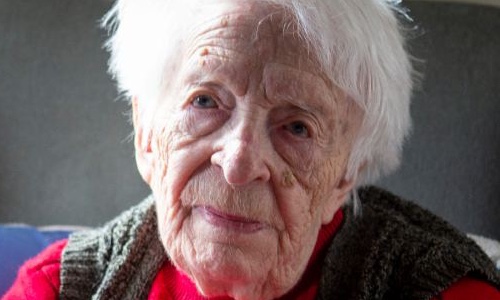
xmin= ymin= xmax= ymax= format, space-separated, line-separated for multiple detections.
xmin=379 ymin=1 xmax=500 ymax=240
xmin=0 ymin=1 xmax=499 ymax=239
xmin=414 ymin=0 xmax=500 ymax=8
xmin=0 ymin=0 xmax=149 ymax=226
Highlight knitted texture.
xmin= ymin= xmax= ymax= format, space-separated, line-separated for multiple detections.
xmin=60 ymin=187 xmax=500 ymax=299
xmin=317 ymin=186 xmax=500 ymax=300
xmin=59 ymin=195 xmax=167 ymax=300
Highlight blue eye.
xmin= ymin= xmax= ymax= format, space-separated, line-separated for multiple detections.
xmin=285 ymin=121 xmax=310 ymax=138
xmin=192 ymin=95 xmax=218 ymax=108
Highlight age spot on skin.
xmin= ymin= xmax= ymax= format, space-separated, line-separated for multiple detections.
xmin=199 ymin=48 xmax=209 ymax=66
xmin=200 ymin=48 xmax=210 ymax=56
xmin=281 ymin=170 xmax=295 ymax=188
xmin=221 ymin=16 xmax=229 ymax=27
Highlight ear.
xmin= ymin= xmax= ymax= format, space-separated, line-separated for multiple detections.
xmin=132 ymin=96 xmax=154 ymax=185
xmin=321 ymin=175 xmax=357 ymax=224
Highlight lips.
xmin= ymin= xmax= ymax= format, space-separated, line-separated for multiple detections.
xmin=194 ymin=206 xmax=266 ymax=233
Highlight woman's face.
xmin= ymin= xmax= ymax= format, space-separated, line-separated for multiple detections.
xmin=133 ymin=1 xmax=362 ymax=299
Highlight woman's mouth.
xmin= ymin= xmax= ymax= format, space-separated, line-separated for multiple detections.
xmin=193 ymin=206 xmax=267 ymax=233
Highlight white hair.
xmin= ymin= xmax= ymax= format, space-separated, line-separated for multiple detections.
xmin=102 ymin=0 xmax=414 ymax=186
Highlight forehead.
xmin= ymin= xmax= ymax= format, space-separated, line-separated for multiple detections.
xmin=162 ymin=0 xmax=340 ymax=117
xmin=181 ymin=1 xmax=321 ymax=73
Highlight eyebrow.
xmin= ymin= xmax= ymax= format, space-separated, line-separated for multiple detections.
xmin=180 ymin=55 xmax=249 ymax=98
xmin=179 ymin=55 xmax=336 ymax=118
xmin=281 ymin=98 xmax=329 ymax=117
xmin=262 ymin=66 xmax=335 ymax=117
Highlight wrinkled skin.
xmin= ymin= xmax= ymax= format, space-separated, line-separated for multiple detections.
xmin=133 ymin=1 xmax=363 ymax=299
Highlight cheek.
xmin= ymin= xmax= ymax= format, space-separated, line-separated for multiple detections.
xmin=308 ymin=162 xmax=340 ymax=209
xmin=276 ymin=188 xmax=316 ymax=236
xmin=148 ymin=123 xmax=212 ymax=243
xmin=270 ymin=185 xmax=323 ymax=285
xmin=306 ymin=139 xmax=355 ymax=219
xmin=275 ymin=143 xmax=351 ymax=226
xmin=180 ymin=105 xmax=229 ymax=138
xmin=270 ymin=128 xmax=315 ymax=174
xmin=149 ymin=110 xmax=217 ymax=198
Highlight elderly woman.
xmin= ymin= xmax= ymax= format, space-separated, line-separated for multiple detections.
xmin=4 ymin=0 xmax=500 ymax=299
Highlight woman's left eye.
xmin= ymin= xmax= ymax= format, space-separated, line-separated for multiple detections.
xmin=192 ymin=94 xmax=218 ymax=108
xmin=284 ymin=121 xmax=310 ymax=138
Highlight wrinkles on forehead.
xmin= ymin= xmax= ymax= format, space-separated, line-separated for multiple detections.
xmin=180 ymin=4 xmax=307 ymax=78
xmin=177 ymin=3 xmax=334 ymax=102
xmin=181 ymin=16 xmax=257 ymax=97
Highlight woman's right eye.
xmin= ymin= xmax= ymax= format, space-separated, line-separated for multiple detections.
xmin=191 ymin=94 xmax=218 ymax=109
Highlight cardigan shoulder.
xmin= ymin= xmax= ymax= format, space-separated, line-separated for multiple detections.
xmin=3 ymin=240 xmax=498 ymax=300
xmin=2 ymin=188 xmax=499 ymax=300
xmin=317 ymin=186 xmax=500 ymax=300
xmin=59 ymin=195 xmax=167 ymax=300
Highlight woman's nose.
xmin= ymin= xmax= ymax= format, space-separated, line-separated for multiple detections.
xmin=211 ymin=126 xmax=271 ymax=186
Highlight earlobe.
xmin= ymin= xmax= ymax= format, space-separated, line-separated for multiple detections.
xmin=132 ymin=97 xmax=154 ymax=185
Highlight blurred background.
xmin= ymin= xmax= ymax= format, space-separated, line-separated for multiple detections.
xmin=0 ymin=0 xmax=499 ymax=240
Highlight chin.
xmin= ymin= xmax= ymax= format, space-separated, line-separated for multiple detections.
xmin=162 ymin=210 xmax=290 ymax=300
xmin=187 ymin=244 xmax=266 ymax=296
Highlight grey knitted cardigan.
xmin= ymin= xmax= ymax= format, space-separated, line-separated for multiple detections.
xmin=60 ymin=187 xmax=500 ymax=300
